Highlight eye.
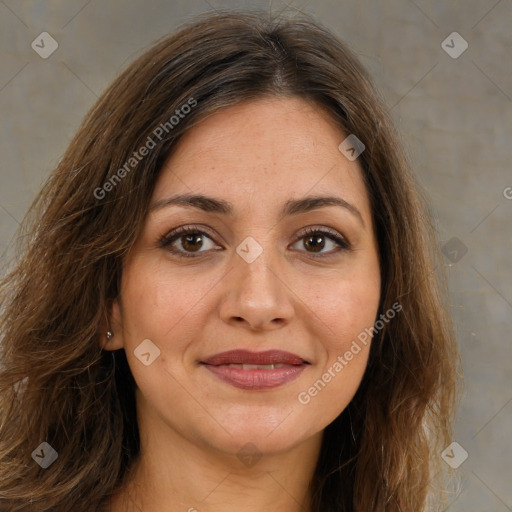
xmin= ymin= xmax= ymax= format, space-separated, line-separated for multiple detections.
xmin=159 ymin=225 xmax=351 ymax=259
xmin=290 ymin=227 xmax=351 ymax=257
xmin=159 ymin=225 xmax=220 ymax=258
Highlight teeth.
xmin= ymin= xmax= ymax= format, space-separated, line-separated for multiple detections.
xmin=244 ymin=364 xmax=273 ymax=370
xmin=225 ymin=363 xmax=285 ymax=370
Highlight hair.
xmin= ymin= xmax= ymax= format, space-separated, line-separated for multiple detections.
xmin=0 ymin=9 xmax=460 ymax=512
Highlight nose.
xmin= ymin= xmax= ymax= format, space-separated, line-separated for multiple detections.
xmin=218 ymin=241 xmax=295 ymax=332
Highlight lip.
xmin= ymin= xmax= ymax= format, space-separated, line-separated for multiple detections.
xmin=201 ymin=350 xmax=309 ymax=390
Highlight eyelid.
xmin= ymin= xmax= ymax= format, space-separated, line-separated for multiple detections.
xmin=159 ymin=224 xmax=218 ymax=247
xmin=296 ymin=225 xmax=350 ymax=249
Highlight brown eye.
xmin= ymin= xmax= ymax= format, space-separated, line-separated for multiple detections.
xmin=180 ymin=233 xmax=205 ymax=252
xmin=292 ymin=227 xmax=350 ymax=257
xmin=303 ymin=233 xmax=327 ymax=253
xmin=160 ymin=226 xmax=219 ymax=258
xmin=160 ymin=225 xmax=350 ymax=260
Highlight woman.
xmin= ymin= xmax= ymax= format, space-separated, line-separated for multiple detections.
xmin=0 ymin=10 xmax=460 ymax=512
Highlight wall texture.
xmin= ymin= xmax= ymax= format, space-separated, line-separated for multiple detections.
xmin=1 ymin=1 xmax=511 ymax=510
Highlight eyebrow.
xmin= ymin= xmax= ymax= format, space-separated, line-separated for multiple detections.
xmin=149 ymin=193 xmax=365 ymax=227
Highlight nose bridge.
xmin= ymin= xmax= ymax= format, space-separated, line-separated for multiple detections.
xmin=235 ymin=233 xmax=282 ymax=301
xmin=219 ymin=232 xmax=294 ymax=330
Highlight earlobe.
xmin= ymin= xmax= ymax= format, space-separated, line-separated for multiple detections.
xmin=101 ymin=330 xmax=124 ymax=351
xmin=99 ymin=299 xmax=125 ymax=350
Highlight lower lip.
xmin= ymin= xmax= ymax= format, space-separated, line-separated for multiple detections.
xmin=203 ymin=364 xmax=307 ymax=390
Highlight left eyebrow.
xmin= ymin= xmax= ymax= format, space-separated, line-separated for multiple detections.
xmin=149 ymin=193 xmax=365 ymax=228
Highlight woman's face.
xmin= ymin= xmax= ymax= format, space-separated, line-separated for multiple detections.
xmin=108 ymin=96 xmax=381 ymax=458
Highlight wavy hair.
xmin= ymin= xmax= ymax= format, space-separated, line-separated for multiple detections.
xmin=0 ymin=10 xmax=459 ymax=511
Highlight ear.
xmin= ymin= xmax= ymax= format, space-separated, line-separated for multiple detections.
xmin=98 ymin=298 xmax=125 ymax=351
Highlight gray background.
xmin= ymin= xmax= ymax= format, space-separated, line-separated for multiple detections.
xmin=1 ymin=1 xmax=511 ymax=510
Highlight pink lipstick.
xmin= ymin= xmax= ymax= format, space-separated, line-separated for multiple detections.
xmin=201 ymin=349 xmax=309 ymax=390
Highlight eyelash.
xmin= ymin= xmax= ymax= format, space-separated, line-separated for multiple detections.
xmin=158 ymin=224 xmax=351 ymax=259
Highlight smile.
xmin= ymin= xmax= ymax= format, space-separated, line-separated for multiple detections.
xmin=200 ymin=349 xmax=309 ymax=390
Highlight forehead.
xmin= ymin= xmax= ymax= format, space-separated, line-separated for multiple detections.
xmin=152 ymin=96 xmax=371 ymax=222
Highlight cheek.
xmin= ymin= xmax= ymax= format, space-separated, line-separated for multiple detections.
xmin=312 ymin=269 xmax=381 ymax=349
xmin=120 ymin=256 xmax=214 ymax=342
xmin=315 ymin=288 xmax=377 ymax=390
xmin=296 ymin=267 xmax=380 ymax=421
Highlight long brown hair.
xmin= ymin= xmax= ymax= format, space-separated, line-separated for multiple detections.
xmin=0 ymin=10 xmax=459 ymax=511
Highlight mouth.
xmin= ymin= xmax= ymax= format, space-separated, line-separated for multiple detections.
xmin=200 ymin=350 xmax=310 ymax=390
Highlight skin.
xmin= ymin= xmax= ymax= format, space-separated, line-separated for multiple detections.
xmin=102 ymin=96 xmax=381 ymax=512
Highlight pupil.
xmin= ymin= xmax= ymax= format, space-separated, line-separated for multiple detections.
xmin=183 ymin=234 xmax=202 ymax=251
xmin=305 ymin=235 xmax=324 ymax=252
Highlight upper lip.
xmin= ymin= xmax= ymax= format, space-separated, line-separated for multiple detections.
xmin=201 ymin=350 xmax=309 ymax=366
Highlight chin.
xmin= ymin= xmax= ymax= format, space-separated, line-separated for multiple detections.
xmin=200 ymin=410 xmax=317 ymax=457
